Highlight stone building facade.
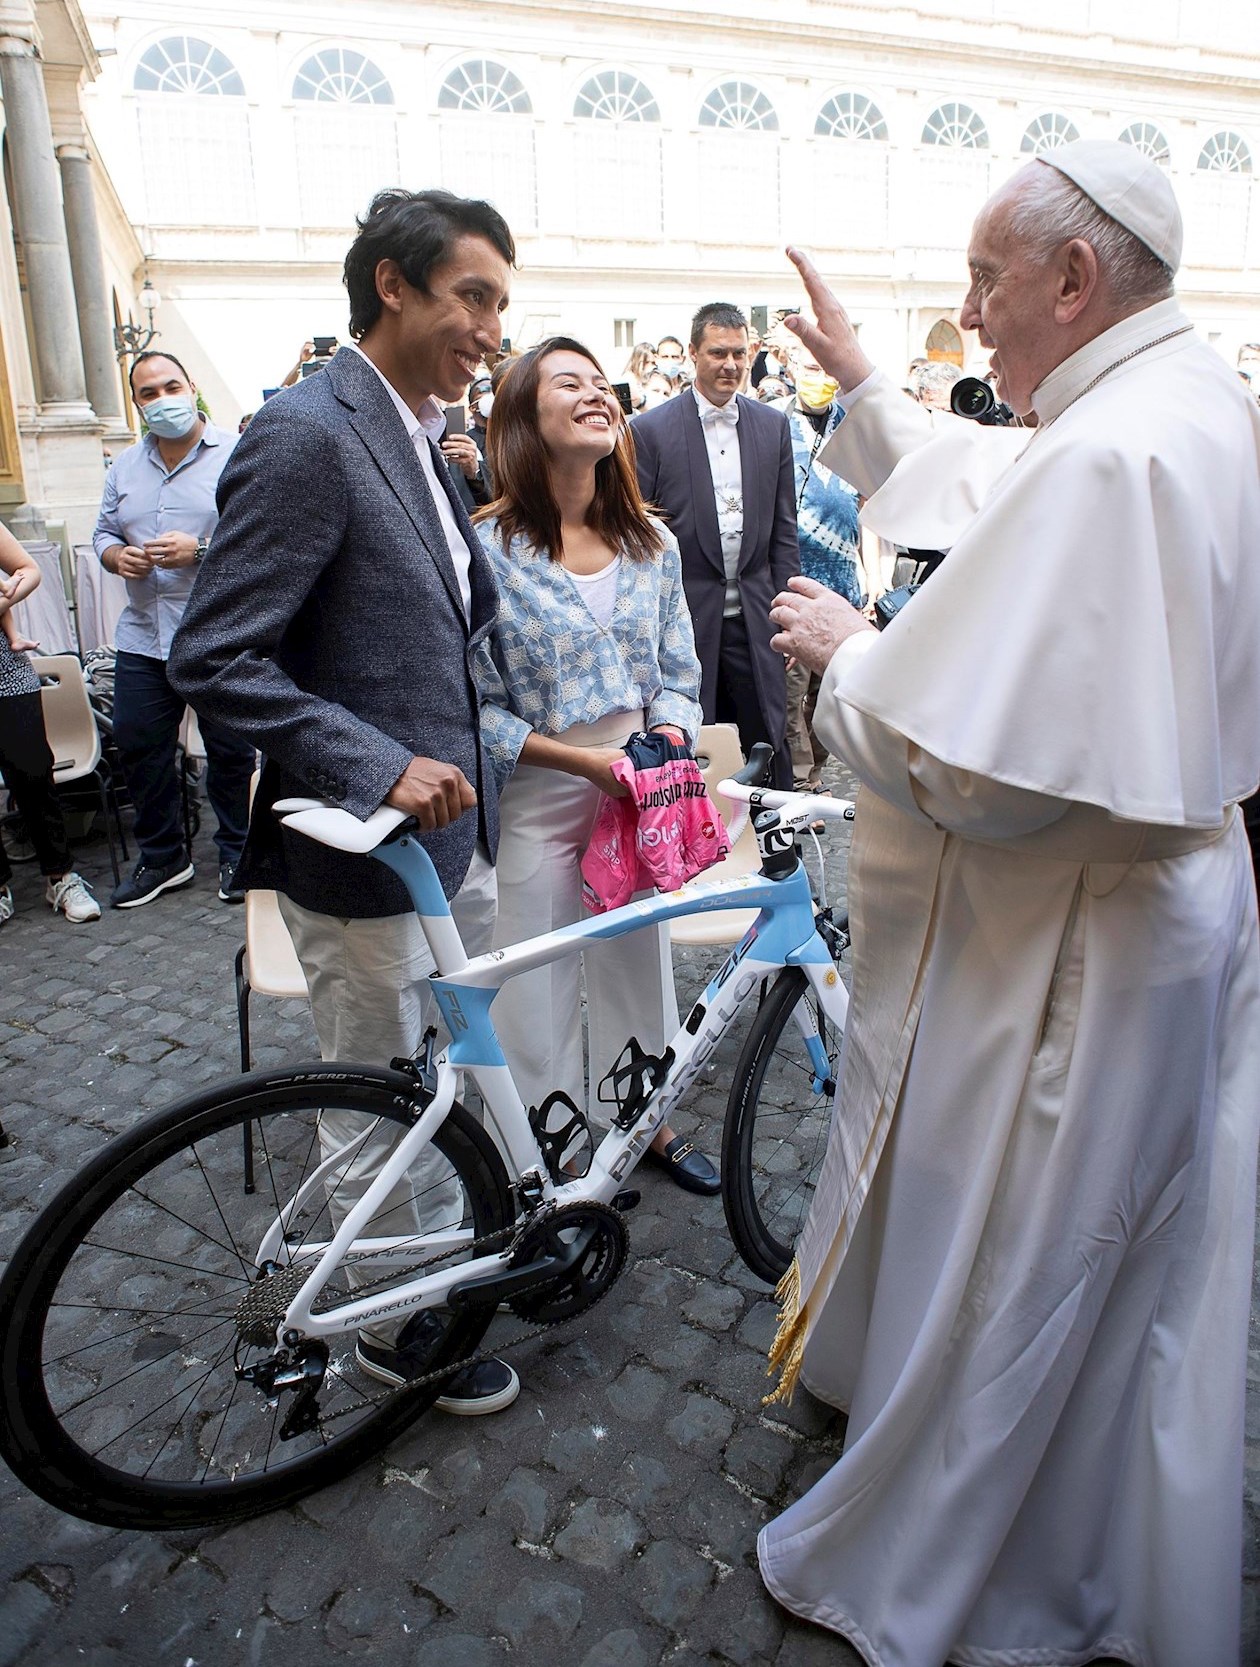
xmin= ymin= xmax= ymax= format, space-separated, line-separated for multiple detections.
xmin=4 ymin=0 xmax=1258 ymax=492
xmin=0 ymin=0 xmax=143 ymax=542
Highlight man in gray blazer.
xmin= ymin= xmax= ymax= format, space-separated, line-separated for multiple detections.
xmin=169 ymin=188 xmax=518 ymax=1415
xmin=633 ymin=303 xmax=800 ymax=788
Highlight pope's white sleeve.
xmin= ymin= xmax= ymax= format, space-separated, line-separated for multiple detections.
xmin=815 ymin=636 xmax=1071 ymax=838
xmin=817 ymin=373 xmax=936 ymax=499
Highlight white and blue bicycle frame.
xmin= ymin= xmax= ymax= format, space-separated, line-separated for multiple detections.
xmin=261 ymin=794 xmax=851 ymax=1342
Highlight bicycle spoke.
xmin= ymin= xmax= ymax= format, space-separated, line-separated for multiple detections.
xmin=4 ymin=1079 xmax=508 ymax=1524
xmin=137 ymin=1332 xmax=239 ymax=1478
xmin=45 ymin=1296 xmax=240 ymax=1364
xmin=79 ymin=1240 xmax=244 ymax=1284
xmin=126 ymin=1182 xmax=247 ymax=1269
xmin=87 ymin=1327 xmax=237 ymax=1463
xmin=187 ymin=1148 xmax=254 ymax=1281
xmin=59 ymin=1312 xmax=238 ymax=1421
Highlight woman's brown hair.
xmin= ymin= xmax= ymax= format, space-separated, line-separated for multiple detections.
xmin=476 ymin=336 xmax=663 ymax=563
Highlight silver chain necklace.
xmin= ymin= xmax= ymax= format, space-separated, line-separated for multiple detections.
xmin=1035 ymin=323 xmax=1193 ymax=434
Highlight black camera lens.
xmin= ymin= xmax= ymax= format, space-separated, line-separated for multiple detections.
xmin=950 ymin=377 xmax=996 ymax=420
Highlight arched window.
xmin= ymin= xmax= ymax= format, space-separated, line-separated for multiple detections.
xmin=815 ymin=92 xmax=887 ymax=141
xmin=293 ymin=48 xmax=393 ymax=105
xmin=1020 ymin=112 xmax=1079 ymax=155
xmin=438 ymin=60 xmax=532 ymax=115
xmin=926 ymin=319 xmax=963 ymax=366
xmin=1197 ymin=131 xmax=1252 ymax=174
xmin=921 ymin=102 xmax=988 ymax=149
xmin=574 ymin=71 xmax=659 ymax=123
xmin=134 ymin=36 xmax=244 ymax=96
xmin=1119 ymin=122 xmax=1170 ymax=162
xmin=699 ymin=82 xmax=778 ymax=132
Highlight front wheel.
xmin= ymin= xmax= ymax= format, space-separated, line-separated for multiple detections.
xmin=0 ymin=1064 xmax=512 ymax=1529
xmin=722 ymin=967 xmax=842 ymax=1285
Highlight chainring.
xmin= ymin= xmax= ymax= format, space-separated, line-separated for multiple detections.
xmin=507 ymin=1201 xmax=629 ymax=1323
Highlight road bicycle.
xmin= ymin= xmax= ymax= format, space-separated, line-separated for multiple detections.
xmin=0 ymin=750 xmax=853 ymax=1529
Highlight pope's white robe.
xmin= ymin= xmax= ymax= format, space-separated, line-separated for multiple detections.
xmin=758 ymin=301 xmax=1260 ymax=1667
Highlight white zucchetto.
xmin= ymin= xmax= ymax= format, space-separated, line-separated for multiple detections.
xmin=1038 ymin=138 xmax=1183 ymax=271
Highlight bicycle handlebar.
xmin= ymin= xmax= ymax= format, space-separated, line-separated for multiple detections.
xmin=274 ymin=798 xmax=412 ymax=854
xmin=716 ymin=778 xmax=855 ymax=842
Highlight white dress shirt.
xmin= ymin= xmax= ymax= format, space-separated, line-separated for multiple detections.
xmin=693 ymin=386 xmax=744 ymax=618
xmin=347 ymin=343 xmax=472 ymax=622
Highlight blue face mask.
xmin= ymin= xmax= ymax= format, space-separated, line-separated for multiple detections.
xmin=144 ymin=396 xmax=199 ymax=439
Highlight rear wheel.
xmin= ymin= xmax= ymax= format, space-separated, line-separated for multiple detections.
xmin=0 ymin=1064 xmax=511 ymax=1529
xmin=722 ymin=967 xmax=842 ymax=1285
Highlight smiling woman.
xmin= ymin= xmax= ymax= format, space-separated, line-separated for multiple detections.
xmin=471 ymin=338 xmax=720 ymax=1196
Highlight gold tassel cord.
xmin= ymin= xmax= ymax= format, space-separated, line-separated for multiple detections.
xmin=763 ymin=1256 xmax=807 ymax=1406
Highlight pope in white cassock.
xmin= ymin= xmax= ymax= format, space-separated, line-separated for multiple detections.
xmin=759 ymin=140 xmax=1260 ymax=1667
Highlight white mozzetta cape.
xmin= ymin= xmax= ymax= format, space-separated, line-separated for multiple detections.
xmin=829 ymin=300 xmax=1260 ymax=825
xmin=759 ymin=303 xmax=1260 ymax=1667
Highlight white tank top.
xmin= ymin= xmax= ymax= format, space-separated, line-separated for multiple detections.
xmin=567 ymin=556 xmax=621 ymax=629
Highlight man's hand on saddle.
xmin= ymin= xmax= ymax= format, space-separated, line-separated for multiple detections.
xmin=770 ymin=575 xmax=875 ymax=676
xmin=385 ymin=756 xmax=477 ymax=830
xmin=783 ymin=247 xmax=875 ymax=395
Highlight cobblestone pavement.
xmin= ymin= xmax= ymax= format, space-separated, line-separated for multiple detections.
xmin=1 ymin=783 xmax=1256 ymax=1667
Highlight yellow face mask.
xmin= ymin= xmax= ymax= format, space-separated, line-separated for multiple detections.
xmin=795 ymin=368 xmax=840 ymax=410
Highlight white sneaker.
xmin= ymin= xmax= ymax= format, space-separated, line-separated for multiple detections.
xmin=46 ymin=872 xmax=101 ymax=923
xmin=0 ymin=884 xmax=13 ymax=925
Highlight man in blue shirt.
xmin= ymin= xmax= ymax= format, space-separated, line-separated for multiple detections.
xmin=778 ymin=345 xmax=863 ymax=789
xmin=93 ymin=352 xmax=253 ymax=907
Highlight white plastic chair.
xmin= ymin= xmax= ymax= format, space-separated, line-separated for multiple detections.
xmin=669 ymin=723 xmax=763 ymax=947
xmin=30 ymin=653 xmax=127 ymax=883
xmin=234 ymin=890 xmax=309 ymax=1071
xmin=234 ymin=770 xmax=308 ymax=1073
xmin=234 ymin=774 xmax=309 ymax=1192
xmin=73 ymin=544 xmax=127 ymax=655
xmin=178 ymin=706 xmax=207 ymax=852
xmin=12 ymin=544 xmax=76 ymax=655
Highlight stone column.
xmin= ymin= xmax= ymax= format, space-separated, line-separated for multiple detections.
xmin=0 ymin=34 xmax=91 ymax=413
xmin=56 ymin=141 xmax=124 ymax=426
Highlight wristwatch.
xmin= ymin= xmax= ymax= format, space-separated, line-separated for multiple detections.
xmin=195 ymin=537 xmax=209 ymax=561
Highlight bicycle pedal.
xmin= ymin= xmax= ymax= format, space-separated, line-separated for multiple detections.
xmin=612 ymin=1189 xmax=641 ymax=1213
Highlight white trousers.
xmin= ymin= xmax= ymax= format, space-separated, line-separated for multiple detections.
xmin=492 ymin=712 xmax=678 ymax=1126
xmin=279 ymin=847 xmax=497 ymax=1343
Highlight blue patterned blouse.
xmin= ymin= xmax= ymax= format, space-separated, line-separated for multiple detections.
xmin=473 ymin=515 xmax=703 ymax=787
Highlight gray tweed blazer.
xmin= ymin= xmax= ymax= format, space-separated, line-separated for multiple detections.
xmin=168 ymin=347 xmax=500 ymax=918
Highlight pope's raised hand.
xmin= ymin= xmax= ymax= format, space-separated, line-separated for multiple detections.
xmin=783 ymin=247 xmax=875 ymax=396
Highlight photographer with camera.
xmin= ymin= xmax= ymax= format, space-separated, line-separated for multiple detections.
xmin=439 ymin=386 xmax=492 ymax=514
xmin=280 ymin=337 xmax=340 ymax=388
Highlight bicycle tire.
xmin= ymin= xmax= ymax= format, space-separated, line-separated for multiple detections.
xmin=722 ymin=966 xmax=841 ymax=1285
xmin=0 ymin=1063 xmax=512 ymax=1530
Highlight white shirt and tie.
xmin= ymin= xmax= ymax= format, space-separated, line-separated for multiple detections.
xmin=694 ymin=386 xmax=744 ymax=617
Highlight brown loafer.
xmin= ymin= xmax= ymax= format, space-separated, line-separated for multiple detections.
xmin=645 ymin=1135 xmax=720 ymax=1195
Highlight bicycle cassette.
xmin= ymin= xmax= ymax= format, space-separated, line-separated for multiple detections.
xmin=506 ymin=1201 xmax=629 ymax=1323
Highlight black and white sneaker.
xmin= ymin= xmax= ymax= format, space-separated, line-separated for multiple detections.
xmin=355 ymin=1311 xmax=520 ymax=1415
xmin=218 ymin=863 xmax=246 ymax=904
xmin=109 ymin=857 xmax=195 ymax=910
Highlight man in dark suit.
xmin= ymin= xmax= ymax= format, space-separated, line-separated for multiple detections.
xmin=633 ymin=302 xmax=800 ymax=787
xmin=169 ymin=188 xmax=518 ymax=1415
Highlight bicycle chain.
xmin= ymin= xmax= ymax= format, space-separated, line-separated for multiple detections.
xmin=281 ymin=1204 xmax=627 ymax=1418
